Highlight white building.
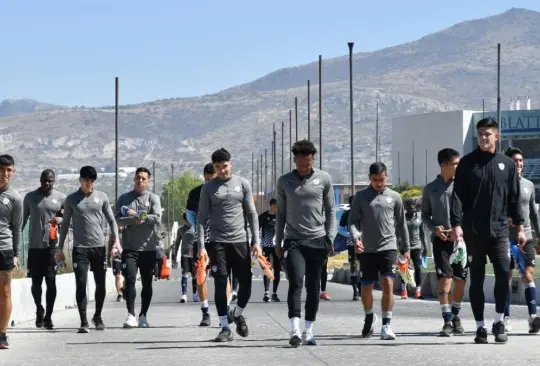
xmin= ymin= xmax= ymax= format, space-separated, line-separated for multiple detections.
xmin=392 ymin=109 xmax=540 ymax=189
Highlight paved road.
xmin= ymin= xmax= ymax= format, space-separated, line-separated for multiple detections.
xmin=6 ymin=268 xmax=540 ymax=365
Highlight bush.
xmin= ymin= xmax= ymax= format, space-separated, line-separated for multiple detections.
xmin=400 ymin=188 xmax=422 ymax=201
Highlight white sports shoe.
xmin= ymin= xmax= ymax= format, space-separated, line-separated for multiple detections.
xmin=123 ymin=314 xmax=138 ymax=328
xmin=380 ymin=324 xmax=396 ymax=340
xmin=302 ymin=330 xmax=316 ymax=345
xmin=504 ymin=316 xmax=512 ymax=332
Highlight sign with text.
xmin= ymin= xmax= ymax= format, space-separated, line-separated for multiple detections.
xmin=471 ymin=110 xmax=540 ymax=135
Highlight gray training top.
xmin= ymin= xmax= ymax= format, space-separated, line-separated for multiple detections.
xmin=348 ymin=186 xmax=409 ymax=253
xmin=400 ymin=216 xmax=426 ymax=251
xmin=116 ymin=190 xmax=162 ymax=251
xmin=197 ymin=174 xmax=259 ymax=249
xmin=0 ymin=185 xmax=23 ymax=257
xmin=421 ymin=175 xmax=454 ymax=238
xmin=510 ymin=177 xmax=540 ymax=241
xmin=23 ymin=188 xmax=66 ymax=249
xmin=274 ymin=169 xmax=336 ymax=247
xmin=59 ymin=189 xmax=118 ymax=250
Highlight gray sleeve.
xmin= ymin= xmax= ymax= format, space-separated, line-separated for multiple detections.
xmin=348 ymin=192 xmax=362 ymax=241
xmin=394 ymin=195 xmax=410 ymax=252
xmin=323 ymin=174 xmax=337 ymax=240
xmin=420 ymin=186 xmax=436 ymax=233
xmin=115 ymin=196 xmax=136 ymax=226
xmin=102 ymin=195 xmax=118 ymax=241
xmin=59 ymin=196 xmax=72 ymax=250
xmin=196 ymin=184 xmax=211 ymax=249
xmin=11 ymin=195 xmax=23 ymax=257
xmin=242 ymin=180 xmax=260 ymax=246
xmin=275 ymin=177 xmax=286 ymax=248
xmin=419 ymin=222 xmax=427 ymax=250
xmin=22 ymin=194 xmax=30 ymax=231
xmin=529 ymin=188 xmax=540 ymax=239
xmin=145 ymin=194 xmax=162 ymax=225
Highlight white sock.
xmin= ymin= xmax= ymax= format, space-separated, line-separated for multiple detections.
xmin=219 ymin=316 xmax=230 ymax=329
xmin=290 ymin=317 xmax=300 ymax=332
xmin=305 ymin=320 xmax=314 ymax=333
xmin=476 ymin=320 xmax=485 ymax=329
xmin=201 ymin=300 xmax=208 ymax=309
xmin=234 ymin=306 xmax=244 ymax=317
xmin=496 ymin=312 xmax=505 ymax=323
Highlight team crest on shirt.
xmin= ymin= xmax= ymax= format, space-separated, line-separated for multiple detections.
xmin=2 ymin=197 xmax=8 ymax=205
xmin=93 ymin=197 xmax=99 ymax=203
xmin=385 ymin=197 xmax=392 ymax=203
xmin=313 ymin=179 xmax=320 ymax=185
xmin=234 ymin=186 xmax=241 ymax=192
xmin=52 ymin=198 xmax=58 ymax=204
xmin=524 ymin=187 xmax=530 ymax=194
xmin=498 ymin=163 xmax=505 ymax=170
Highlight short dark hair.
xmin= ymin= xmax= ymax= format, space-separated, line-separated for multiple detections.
xmin=505 ymin=146 xmax=523 ymax=158
xmin=211 ymin=148 xmax=231 ymax=163
xmin=348 ymin=195 xmax=354 ymax=205
xmin=203 ymin=163 xmax=215 ymax=174
xmin=292 ymin=140 xmax=317 ymax=156
xmin=135 ymin=167 xmax=151 ymax=177
xmin=476 ymin=117 xmax=498 ymax=130
xmin=369 ymin=162 xmax=387 ymax=175
xmin=269 ymin=198 xmax=277 ymax=206
xmin=80 ymin=166 xmax=97 ymax=180
xmin=437 ymin=148 xmax=460 ymax=166
xmin=41 ymin=169 xmax=55 ymax=178
xmin=0 ymin=154 xmax=15 ymax=167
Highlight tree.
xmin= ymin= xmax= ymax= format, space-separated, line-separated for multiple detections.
xmin=160 ymin=170 xmax=203 ymax=230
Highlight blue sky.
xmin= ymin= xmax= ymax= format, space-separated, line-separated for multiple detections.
xmin=2 ymin=0 xmax=539 ymax=107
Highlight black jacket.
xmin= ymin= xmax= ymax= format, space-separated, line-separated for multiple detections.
xmin=186 ymin=184 xmax=203 ymax=212
xmin=450 ymin=147 xmax=523 ymax=237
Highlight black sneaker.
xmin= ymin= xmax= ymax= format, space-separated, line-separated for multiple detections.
xmin=439 ymin=321 xmax=453 ymax=337
xmin=92 ymin=316 xmax=106 ymax=331
xmin=214 ymin=327 xmax=233 ymax=342
xmin=452 ymin=315 xmax=464 ymax=334
xmin=289 ymin=332 xmax=302 ymax=347
xmin=492 ymin=321 xmax=507 ymax=343
xmin=353 ymin=292 xmax=360 ymax=301
xmin=232 ymin=314 xmax=249 ymax=338
xmin=0 ymin=332 xmax=9 ymax=349
xmin=116 ymin=294 xmax=122 ymax=302
xmin=362 ymin=314 xmax=376 ymax=338
xmin=474 ymin=327 xmax=488 ymax=344
xmin=271 ymin=294 xmax=280 ymax=302
xmin=43 ymin=317 xmax=55 ymax=330
xmin=263 ymin=292 xmax=270 ymax=302
xmin=529 ymin=317 xmax=540 ymax=334
xmin=232 ymin=293 xmax=238 ymax=302
xmin=77 ymin=321 xmax=90 ymax=334
xmin=200 ymin=313 xmax=211 ymax=327
xmin=35 ymin=307 xmax=45 ymax=328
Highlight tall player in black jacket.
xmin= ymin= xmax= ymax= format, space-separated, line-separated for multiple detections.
xmin=450 ymin=117 xmax=525 ymax=345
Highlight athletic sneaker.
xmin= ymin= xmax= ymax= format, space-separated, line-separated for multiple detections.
xmin=214 ymin=327 xmax=233 ymax=342
xmin=289 ymin=330 xmax=302 ymax=347
xmin=439 ymin=321 xmax=453 ymax=337
xmin=123 ymin=314 xmax=138 ymax=328
xmin=353 ymin=291 xmax=360 ymax=301
xmin=0 ymin=332 xmax=9 ymax=349
xmin=474 ymin=327 xmax=488 ymax=344
xmin=529 ymin=317 xmax=540 ymax=334
xmin=362 ymin=314 xmax=378 ymax=338
xmin=263 ymin=292 xmax=270 ymax=302
xmin=504 ymin=316 xmax=512 ymax=332
xmin=43 ymin=317 xmax=55 ymax=330
xmin=200 ymin=313 xmax=211 ymax=326
xmin=229 ymin=309 xmax=249 ymax=337
xmin=116 ymin=294 xmax=123 ymax=302
xmin=77 ymin=321 xmax=90 ymax=334
xmin=492 ymin=321 xmax=507 ymax=343
xmin=271 ymin=293 xmax=280 ymax=302
xmin=302 ymin=331 xmax=316 ymax=346
xmin=92 ymin=316 xmax=106 ymax=331
xmin=415 ymin=289 xmax=423 ymax=299
xmin=138 ymin=315 xmax=149 ymax=328
xmin=36 ymin=307 xmax=45 ymax=328
xmin=400 ymin=290 xmax=408 ymax=299
xmin=320 ymin=292 xmax=331 ymax=301
xmin=380 ymin=325 xmax=396 ymax=340
xmin=452 ymin=315 xmax=464 ymax=334
xmin=193 ymin=293 xmax=200 ymax=302
xmin=180 ymin=294 xmax=187 ymax=303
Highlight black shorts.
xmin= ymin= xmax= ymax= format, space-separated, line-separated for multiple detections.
xmin=181 ymin=256 xmax=195 ymax=274
xmin=72 ymin=246 xmax=107 ymax=273
xmin=112 ymin=259 xmax=122 ymax=276
xmin=122 ymin=250 xmax=157 ymax=277
xmin=432 ymin=237 xmax=468 ymax=280
xmin=348 ymin=246 xmax=361 ymax=273
xmin=206 ymin=241 xmax=251 ymax=278
xmin=358 ymin=250 xmax=397 ymax=284
xmin=510 ymin=239 xmax=536 ymax=270
xmin=0 ymin=249 xmax=14 ymax=272
xmin=27 ymin=248 xmax=57 ymax=278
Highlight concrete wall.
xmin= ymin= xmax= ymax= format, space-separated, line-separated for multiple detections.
xmin=391 ymin=110 xmax=476 ymax=185
xmin=10 ymin=268 xmax=117 ymax=326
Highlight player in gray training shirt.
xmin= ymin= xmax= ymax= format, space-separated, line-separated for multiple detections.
xmin=0 ymin=154 xmax=23 ymax=350
xmin=197 ymin=148 xmax=261 ymax=343
xmin=348 ymin=162 xmax=409 ymax=341
xmin=57 ymin=166 xmax=119 ymax=334
xmin=274 ymin=140 xmax=336 ymax=348
xmin=116 ymin=167 xmax=162 ymax=329
xmin=503 ymin=147 xmax=540 ymax=334
xmin=22 ymin=169 xmax=66 ymax=330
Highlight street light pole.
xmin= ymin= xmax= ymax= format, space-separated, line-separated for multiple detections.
xmin=289 ymin=109 xmax=292 ymax=170
xmin=348 ymin=42 xmax=355 ymax=194
xmin=375 ymin=100 xmax=379 ymax=161
xmin=307 ymin=79 xmax=311 ymax=141
xmin=295 ymin=97 xmax=298 ymax=141
xmin=115 ymin=77 xmax=119 ymax=206
xmin=497 ymin=43 xmax=501 ymax=152
xmin=281 ymin=121 xmax=284 ymax=178
xmin=318 ymin=54 xmax=323 ymax=169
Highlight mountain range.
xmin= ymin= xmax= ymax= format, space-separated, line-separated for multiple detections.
xmin=2 ymin=7 xmax=540 ymax=196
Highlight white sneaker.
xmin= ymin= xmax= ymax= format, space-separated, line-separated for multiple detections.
xmin=123 ymin=314 xmax=138 ymax=328
xmin=302 ymin=330 xmax=316 ymax=345
xmin=504 ymin=316 xmax=512 ymax=332
xmin=138 ymin=315 xmax=149 ymax=328
xmin=180 ymin=294 xmax=187 ymax=303
xmin=380 ymin=324 xmax=396 ymax=340
xmin=193 ymin=293 xmax=200 ymax=302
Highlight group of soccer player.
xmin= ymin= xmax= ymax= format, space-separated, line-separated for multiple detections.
xmin=0 ymin=117 xmax=539 ymax=349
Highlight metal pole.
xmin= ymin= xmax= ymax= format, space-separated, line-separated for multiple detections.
xmin=256 ymin=158 xmax=260 ymax=213
xmin=497 ymin=43 xmax=501 ymax=152
xmin=152 ymin=160 xmax=156 ymax=193
xmin=167 ymin=188 xmax=170 ymax=230
xmin=295 ymin=97 xmax=298 ymax=141
xmin=412 ymin=141 xmax=415 ymax=186
xmin=289 ymin=110 xmax=292 ymax=170
xmin=318 ymin=54 xmax=323 ymax=169
xmin=398 ymin=149 xmax=401 ymax=185
xmin=348 ymin=42 xmax=355 ymax=193
xmin=115 ymin=77 xmax=119 ymax=206
xmin=425 ymin=149 xmax=428 ymax=185
xmin=307 ymin=80 xmax=311 ymax=141
xmin=281 ymin=121 xmax=284 ymax=178
xmin=482 ymin=99 xmax=485 ymax=117
xmin=260 ymin=154 xmax=263 ymax=211
xmin=171 ymin=164 xmax=175 ymax=224
xmin=375 ymin=100 xmax=379 ymax=161
xmin=273 ymin=126 xmax=277 ymax=191
xmin=265 ymin=148 xmax=268 ymax=201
